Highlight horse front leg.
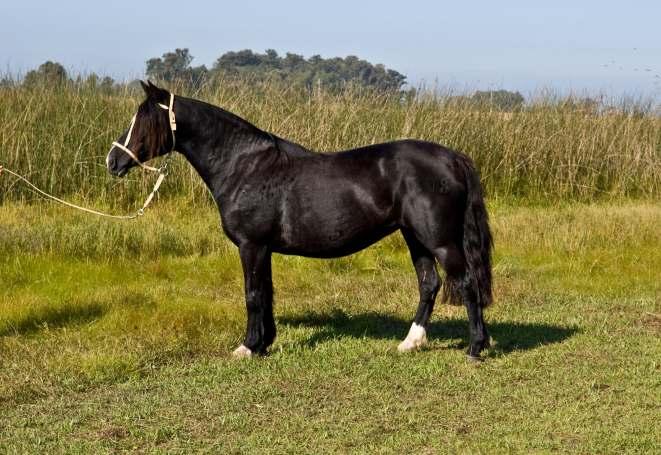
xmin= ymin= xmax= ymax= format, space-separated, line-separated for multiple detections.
xmin=232 ymin=243 xmax=275 ymax=358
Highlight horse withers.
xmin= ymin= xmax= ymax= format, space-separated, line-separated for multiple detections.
xmin=106 ymin=81 xmax=493 ymax=360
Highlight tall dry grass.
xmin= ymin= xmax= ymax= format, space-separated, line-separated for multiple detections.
xmin=0 ymin=79 xmax=659 ymax=206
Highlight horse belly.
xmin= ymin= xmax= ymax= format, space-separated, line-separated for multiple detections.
xmin=276 ymin=185 xmax=397 ymax=258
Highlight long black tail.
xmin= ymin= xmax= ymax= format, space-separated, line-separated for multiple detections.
xmin=443 ymin=155 xmax=493 ymax=307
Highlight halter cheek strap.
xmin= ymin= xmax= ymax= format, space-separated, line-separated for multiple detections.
xmin=110 ymin=92 xmax=177 ymax=174
xmin=157 ymin=92 xmax=177 ymax=148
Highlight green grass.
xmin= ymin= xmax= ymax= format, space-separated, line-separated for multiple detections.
xmin=1 ymin=200 xmax=659 ymax=453
xmin=1 ymin=80 xmax=658 ymax=453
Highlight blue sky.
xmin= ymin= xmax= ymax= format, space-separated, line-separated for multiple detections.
xmin=1 ymin=1 xmax=659 ymax=98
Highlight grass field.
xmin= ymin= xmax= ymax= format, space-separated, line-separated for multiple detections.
xmin=1 ymin=82 xmax=660 ymax=452
xmin=1 ymin=200 xmax=659 ymax=453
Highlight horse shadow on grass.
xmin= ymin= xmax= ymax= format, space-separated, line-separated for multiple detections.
xmin=0 ymin=301 xmax=108 ymax=338
xmin=280 ymin=310 xmax=578 ymax=356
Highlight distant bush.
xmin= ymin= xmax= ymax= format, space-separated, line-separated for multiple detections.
xmin=23 ymin=61 xmax=68 ymax=88
xmin=471 ymin=90 xmax=525 ymax=111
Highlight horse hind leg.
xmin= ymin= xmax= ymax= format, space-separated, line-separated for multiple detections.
xmin=398 ymin=229 xmax=441 ymax=353
xmin=463 ymin=282 xmax=490 ymax=360
xmin=436 ymin=245 xmax=490 ymax=360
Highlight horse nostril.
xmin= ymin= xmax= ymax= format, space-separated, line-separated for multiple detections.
xmin=110 ymin=155 xmax=117 ymax=170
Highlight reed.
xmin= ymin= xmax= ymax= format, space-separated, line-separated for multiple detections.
xmin=1 ymin=80 xmax=659 ymax=206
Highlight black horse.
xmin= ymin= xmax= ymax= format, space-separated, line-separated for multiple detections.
xmin=107 ymin=81 xmax=493 ymax=360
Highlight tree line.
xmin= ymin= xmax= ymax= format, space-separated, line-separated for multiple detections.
xmin=146 ymin=48 xmax=408 ymax=93
xmin=6 ymin=49 xmax=533 ymax=111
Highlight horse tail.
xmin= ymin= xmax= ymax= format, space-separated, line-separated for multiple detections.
xmin=442 ymin=155 xmax=493 ymax=308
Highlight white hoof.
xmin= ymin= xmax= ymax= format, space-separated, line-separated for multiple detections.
xmin=397 ymin=323 xmax=427 ymax=353
xmin=232 ymin=345 xmax=252 ymax=358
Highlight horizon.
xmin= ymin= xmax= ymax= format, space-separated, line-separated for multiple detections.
xmin=1 ymin=1 xmax=659 ymax=100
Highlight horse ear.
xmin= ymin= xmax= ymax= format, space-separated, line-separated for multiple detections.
xmin=139 ymin=80 xmax=150 ymax=95
xmin=143 ymin=80 xmax=169 ymax=103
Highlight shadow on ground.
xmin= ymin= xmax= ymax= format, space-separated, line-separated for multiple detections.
xmin=280 ymin=310 xmax=578 ymax=355
xmin=0 ymin=302 xmax=108 ymax=337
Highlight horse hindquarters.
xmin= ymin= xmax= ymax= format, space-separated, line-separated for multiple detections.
xmin=399 ymin=153 xmax=493 ymax=358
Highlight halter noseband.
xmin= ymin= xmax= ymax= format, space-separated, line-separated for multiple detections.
xmin=110 ymin=92 xmax=177 ymax=173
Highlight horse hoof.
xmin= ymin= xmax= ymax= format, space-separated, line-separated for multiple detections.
xmin=398 ymin=323 xmax=427 ymax=353
xmin=397 ymin=340 xmax=417 ymax=353
xmin=232 ymin=345 xmax=252 ymax=358
xmin=466 ymin=354 xmax=483 ymax=362
xmin=397 ymin=336 xmax=428 ymax=353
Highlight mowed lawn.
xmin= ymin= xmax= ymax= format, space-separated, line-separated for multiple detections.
xmin=0 ymin=200 xmax=659 ymax=453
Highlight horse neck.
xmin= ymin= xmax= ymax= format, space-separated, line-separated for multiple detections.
xmin=172 ymin=97 xmax=273 ymax=195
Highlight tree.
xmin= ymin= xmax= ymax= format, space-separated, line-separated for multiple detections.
xmin=23 ymin=61 xmax=68 ymax=87
xmin=146 ymin=48 xmax=208 ymax=87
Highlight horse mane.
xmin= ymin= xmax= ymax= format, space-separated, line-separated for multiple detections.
xmin=133 ymin=98 xmax=172 ymax=160
xmin=188 ymin=96 xmax=316 ymax=158
xmin=134 ymin=91 xmax=313 ymax=160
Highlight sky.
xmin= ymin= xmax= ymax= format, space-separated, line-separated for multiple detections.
xmin=1 ymin=1 xmax=659 ymax=99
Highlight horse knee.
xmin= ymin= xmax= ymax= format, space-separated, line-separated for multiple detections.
xmin=245 ymin=296 xmax=261 ymax=314
xmin=246 ymin=287 xmax=269 ymax=310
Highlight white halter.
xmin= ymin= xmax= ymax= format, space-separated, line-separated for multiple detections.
xmin=0 ymin=92 xmax=180 ymax=220
xmin=110 ymin=92 xmax=177 ymax=173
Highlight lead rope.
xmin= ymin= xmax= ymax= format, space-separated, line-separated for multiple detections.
xmin=0 ymin=93 xmax=177 ymax=220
